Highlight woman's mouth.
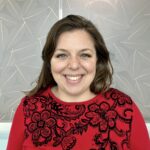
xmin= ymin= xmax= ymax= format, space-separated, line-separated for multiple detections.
xmin=64 ymin=74 xmax=84 ymax=84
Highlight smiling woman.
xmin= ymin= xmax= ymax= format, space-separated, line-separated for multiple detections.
xmin=6 ymin=15 xmax=150 ymax=150
xmin=50 ymin=30 xmax=97 ymax=102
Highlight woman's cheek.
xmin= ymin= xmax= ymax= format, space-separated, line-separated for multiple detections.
xmin=51 ymin=61 xmax=67 ymax=73
xmin=82 ymin=60 xmax=96 ymax=72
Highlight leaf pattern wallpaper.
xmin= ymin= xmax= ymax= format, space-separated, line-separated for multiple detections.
xmin=0 ymin=0 xmax=150 ymax=122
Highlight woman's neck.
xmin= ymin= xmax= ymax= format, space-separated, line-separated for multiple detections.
xmin=51 ymin=86 xmax=96 ymax=103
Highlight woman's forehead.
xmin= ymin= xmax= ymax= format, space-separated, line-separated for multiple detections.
xmin=56 ymin=30 xmax=95 ymax=48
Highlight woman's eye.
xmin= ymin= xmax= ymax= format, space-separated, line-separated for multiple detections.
xmin=56 ymin=54 xmax=67 ymax=59
xmin=81 ymin=53 xmax=92 ymax=58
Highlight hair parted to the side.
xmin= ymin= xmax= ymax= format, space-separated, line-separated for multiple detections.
xmin=26 ymin=14 xmax=113 ymax=96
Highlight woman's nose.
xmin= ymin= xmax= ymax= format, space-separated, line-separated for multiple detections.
xmin=68 ymin=57 xmax=80 ymax=70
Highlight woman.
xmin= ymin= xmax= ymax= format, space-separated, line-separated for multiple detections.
xmin=7 ymin=15 xmax=150 ymax=150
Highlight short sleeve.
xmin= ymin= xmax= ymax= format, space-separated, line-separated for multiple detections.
xmin=130 ymin=101 xmax=150 ymax=150
xmin=6 ymin=97 xmax=25 ymax=150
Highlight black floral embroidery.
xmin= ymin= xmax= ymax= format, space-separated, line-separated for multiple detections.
xmin=23 ymin=96 xmax=37 ymax=117
xmin=85 ymin=102 xmax=117 ymax=132
xmin=23 ymin=88 xmax=133 ymax=150
xmin=105 ymin=88 xmax=132 ymax=106
xmin=28 ymin=110 xmax=56 ymax=146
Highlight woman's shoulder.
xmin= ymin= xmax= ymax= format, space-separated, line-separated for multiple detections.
xmin=20 ymin=86 xmax=51 ymax=106
xmin=102 ymin=87 xmax=133 ymax=105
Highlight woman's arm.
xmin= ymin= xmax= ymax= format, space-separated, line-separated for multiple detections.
xmin=130 ymin=101 xmax=150 ymax=149
xmin=6 ymin=98 xmax=25 ymax=150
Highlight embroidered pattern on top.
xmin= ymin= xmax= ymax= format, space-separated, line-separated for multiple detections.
xmin=23 ymin=88 xmax=133 ymax=150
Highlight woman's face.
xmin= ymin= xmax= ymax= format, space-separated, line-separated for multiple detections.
xmin=50 ymin=29 xmax=97 ymax=101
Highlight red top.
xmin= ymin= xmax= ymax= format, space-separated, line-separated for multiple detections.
xmin=7 ymin=87 xmax=150 ymax=150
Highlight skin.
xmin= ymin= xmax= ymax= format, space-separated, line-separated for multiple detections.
xmin=50 ymin=29 xmax=97 ymax=102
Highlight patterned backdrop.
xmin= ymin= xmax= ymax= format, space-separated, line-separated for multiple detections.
xmin=0 ymin=0 xmax=150 ymax=122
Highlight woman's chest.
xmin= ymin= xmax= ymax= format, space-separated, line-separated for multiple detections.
xmin=23 ymin=96 xmax=132 ymax=150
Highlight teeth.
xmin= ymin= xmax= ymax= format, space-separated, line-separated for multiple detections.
xmin=65 ymin=75 xmax=82 ymax=81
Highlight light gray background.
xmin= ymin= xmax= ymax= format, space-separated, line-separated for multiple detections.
xmin=0 ymin=0 xmax=150 ymax=122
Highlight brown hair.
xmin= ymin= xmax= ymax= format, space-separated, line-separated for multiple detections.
xmin=27 ymin=14 xmax=113 ymax=96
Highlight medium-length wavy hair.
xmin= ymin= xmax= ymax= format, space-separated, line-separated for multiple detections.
xmin=27 ymin=14 xmax=113 ymax=96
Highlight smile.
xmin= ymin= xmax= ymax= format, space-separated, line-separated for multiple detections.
xmin=64 ymin=75 xmax=83 ymax=83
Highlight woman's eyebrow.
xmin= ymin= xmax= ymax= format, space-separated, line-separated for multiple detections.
xmin=80 ymin=48 xmax=94 ymax=52
xmin=55 ymin=49 xmax=68 ymax=52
